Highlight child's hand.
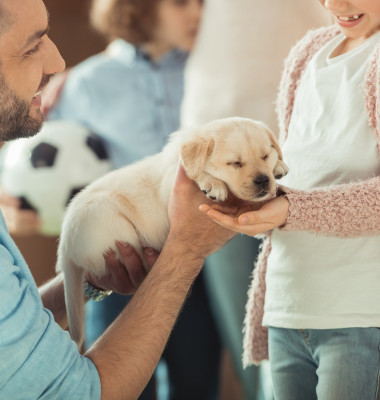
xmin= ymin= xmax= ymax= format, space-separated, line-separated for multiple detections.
xmin=199 ymin=196 xmax=289 ymax=237
xmin=0 ymin=188 xmax=41 ymax=236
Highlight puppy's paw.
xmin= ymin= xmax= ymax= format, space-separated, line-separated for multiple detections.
xmin=198 ymin=176 xmax=228 ymax=202
xmin=274 ymin=160 xmax=289 ymax=180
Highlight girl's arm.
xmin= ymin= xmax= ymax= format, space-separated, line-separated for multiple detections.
xmin=200 ymin=176 xmax=380 ymax=238
xmin=279 ymin=175 xmax=380 ymax=237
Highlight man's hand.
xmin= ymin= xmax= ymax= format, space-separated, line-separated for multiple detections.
xmin=167 ymin=163 xmax=241 ymax=261
xmin=84 ymin=242 xmax=159 ymax=295
xmin=0 ymin=189 xmax=41 ymax=236
xmin=199 ymin=195 xmax=290 ymax=236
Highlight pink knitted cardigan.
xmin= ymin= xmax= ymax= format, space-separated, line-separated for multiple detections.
xmin=242 ymin=25 xmax=380 ymax=367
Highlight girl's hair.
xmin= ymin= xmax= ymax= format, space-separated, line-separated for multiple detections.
xmin=90 ymin=0 xmax=161 ymax=45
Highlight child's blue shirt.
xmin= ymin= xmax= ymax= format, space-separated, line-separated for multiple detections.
xmin=48 ymin=39 xmax=188 ymax=168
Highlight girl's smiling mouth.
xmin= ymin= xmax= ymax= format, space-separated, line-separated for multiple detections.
xmin=335 ymin=13 xmax=364 ymax=27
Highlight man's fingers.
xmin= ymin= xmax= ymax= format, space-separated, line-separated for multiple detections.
xmin=96 ymin=243 xmax=156 ymax=295
xmin=115 ymin=242 xmax=140 ymax=269
xmin=143 ymin=247 xmax=160 ymax=268
xmin=102 ymin=246 xmax=136 ymax=293
xmin=116 ymin=241 xmax=147 ymax=288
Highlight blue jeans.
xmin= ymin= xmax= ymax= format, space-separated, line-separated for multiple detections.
xmin=204 ymin=235 xmax=273 ymax=400
xmin=268 ymin=327 xmax=380 ymax=400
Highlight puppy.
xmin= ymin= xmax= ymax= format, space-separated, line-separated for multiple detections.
xmin=56 ymin=117 xmax=288 ymax=347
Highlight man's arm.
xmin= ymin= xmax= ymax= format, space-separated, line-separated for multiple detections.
xmin=85 ymin=165 xmax=237 ymax=400
xmin=38 ymin=272 xmax=67 ymax=328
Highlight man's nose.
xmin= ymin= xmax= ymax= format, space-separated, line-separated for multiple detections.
xmin=43 ymin=36 xmax=66 ymax=76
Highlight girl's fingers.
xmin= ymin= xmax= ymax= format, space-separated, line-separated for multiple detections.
xmin=200 ymin=205 xmax=272 ymax=236
xmin=200 ymin=207 xmax=240 ymax=229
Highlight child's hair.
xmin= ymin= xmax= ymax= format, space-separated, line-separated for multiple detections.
xmin=90 ymin=0 xmax=161 ymax=45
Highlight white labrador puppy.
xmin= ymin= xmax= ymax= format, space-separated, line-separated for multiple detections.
xmin=56 ymin=117 xmax=288 ymax=347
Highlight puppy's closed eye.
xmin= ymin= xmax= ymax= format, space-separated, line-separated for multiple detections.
xmin=227 ymin=161 xmax=244 ymax=168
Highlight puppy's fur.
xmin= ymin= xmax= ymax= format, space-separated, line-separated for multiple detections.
xmin=56 ymin=117 xmax=288 ymax=347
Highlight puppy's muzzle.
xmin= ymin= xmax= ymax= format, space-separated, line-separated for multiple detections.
xmin=253 ymin=174 xmax=271 ymax=199
xmin=254 ymin=174 xmax=270 ymax=190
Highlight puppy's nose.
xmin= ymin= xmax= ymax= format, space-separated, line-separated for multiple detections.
xmin=254 ymin=174 xmax=270 ymax=189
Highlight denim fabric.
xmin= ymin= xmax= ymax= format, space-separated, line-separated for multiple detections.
xmin=268 ymin=327 xmax=380 ymax=400
xmin=204 ymin=235 xmax=273 ymax=400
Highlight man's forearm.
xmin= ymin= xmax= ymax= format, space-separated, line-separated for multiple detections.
xmin=38 ymin=273 xmax=68 ymax=329
xmin=85 ymin=237 xmax=204 ymax=400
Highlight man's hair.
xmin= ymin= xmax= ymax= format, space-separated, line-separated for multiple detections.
xmin=90 ymin=0 xmax=161 ymax=45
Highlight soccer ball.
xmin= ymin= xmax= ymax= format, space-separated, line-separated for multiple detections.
xmin=0 ymin=120 xmax=112 ymax=236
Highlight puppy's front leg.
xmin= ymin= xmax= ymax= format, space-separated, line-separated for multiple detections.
xmin=196 ymin=173 xmax=228 ymax=202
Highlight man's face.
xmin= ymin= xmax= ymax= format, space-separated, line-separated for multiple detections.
xmin=0 ymin=0 xmax=65 ymax=141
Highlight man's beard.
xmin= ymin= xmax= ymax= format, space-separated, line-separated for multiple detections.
xmin=0 ymin=74 xmax=50 ymax=142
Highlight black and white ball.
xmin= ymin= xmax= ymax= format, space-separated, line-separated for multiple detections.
xmin=0 ymin=120 xmax=112 ymax=236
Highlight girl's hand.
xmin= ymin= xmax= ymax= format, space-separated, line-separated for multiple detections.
xmin=199 ymin=196 xmax=290 ymax=237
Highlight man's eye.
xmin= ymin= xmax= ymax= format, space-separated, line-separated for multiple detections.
xmin=25 ymin=42 xmax=42 ymax=57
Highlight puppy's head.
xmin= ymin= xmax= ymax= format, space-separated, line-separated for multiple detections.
xmin=180 ymin=117 xmax=288 ymax=202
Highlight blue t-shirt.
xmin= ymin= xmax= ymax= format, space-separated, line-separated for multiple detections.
xmin=0 ymin=212 xmax=101 ymax=399
xmin=48 ymin=39 xmax=188 ymax=168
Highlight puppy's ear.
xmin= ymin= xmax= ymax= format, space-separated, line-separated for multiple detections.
xmin=180 ymin=137 xmax=214 ymax=179
xmin=266 ymin=128 xmax=289 ymax=179
xmin=266 ymin=128 xmax=284 ymax=160
xmin=273 ymin=160 xmax=289 ymax=179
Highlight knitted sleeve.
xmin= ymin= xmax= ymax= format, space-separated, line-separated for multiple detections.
xmin=364 ymin=41 xmax=380 ymax=154
xmin=279 ymin=176 xmax=380 ymax=237
xmin=242 ymin=238 xmax=271 ymax=367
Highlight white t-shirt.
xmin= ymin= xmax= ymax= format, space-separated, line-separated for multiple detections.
xmin=263 ymin=32 xmax=380 ymax=329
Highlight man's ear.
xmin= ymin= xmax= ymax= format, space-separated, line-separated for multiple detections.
xmin=180 ymin=136 xmax=214 ymax=179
